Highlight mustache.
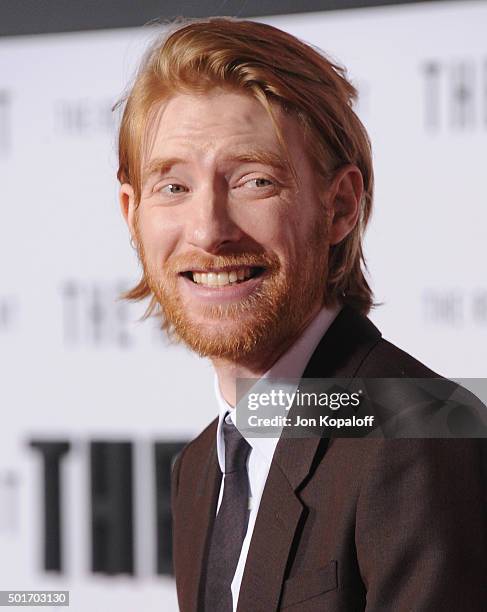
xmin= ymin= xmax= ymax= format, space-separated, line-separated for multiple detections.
xmin=167 ymin=252 xmax=280 ymax=274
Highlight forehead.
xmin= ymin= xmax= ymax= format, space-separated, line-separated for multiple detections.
xmin=143 ymin=89 xmax=303 ymax=167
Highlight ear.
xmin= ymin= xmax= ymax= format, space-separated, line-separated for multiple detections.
xmin=119 ymin=183 xmax=137 ymax=240
xmin=325 ymin=165 xmax=363 ymax=245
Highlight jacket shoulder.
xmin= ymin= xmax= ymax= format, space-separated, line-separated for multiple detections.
xmin=358 ymin=337 xmax=440 ymax=378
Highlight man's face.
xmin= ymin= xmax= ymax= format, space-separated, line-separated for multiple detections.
xmin=121 ymin=89 xmax=332 ymax=362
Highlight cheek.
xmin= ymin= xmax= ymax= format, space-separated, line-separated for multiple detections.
xmin=247 ymin=203 xmax=313 ymax=261
xmin=135 ymin=208 xmax=180 ymax=263
xmin=235 ymin=200 xmax=295 ymax=247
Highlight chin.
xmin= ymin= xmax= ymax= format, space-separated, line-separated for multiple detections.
xmin=172 ymin=317 xmax=267 ymax=361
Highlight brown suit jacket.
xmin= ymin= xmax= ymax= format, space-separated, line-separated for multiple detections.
xmin=171 ymin=306 xmax=487 ymax=611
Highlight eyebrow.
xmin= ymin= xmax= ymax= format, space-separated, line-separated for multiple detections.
xmin=227 ymin=150 xmax=289 ymax=171
xmin=142 ymin=149 xmax=290 ymax=183
xmin=142 ymin=157 xmax=185 ymax=183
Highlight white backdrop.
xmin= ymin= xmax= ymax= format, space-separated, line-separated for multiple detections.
xmin=0 ymin=2 xmax=486 ymax=610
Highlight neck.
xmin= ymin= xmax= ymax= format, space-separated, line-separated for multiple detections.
xmin=212 ymin=303 xmax=322 ymax=406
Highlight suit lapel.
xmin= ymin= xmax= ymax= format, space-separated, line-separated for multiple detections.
xmin=237 ymin=306 xmax=382 ymax=611
xmin=236 ymin=455 xmax=305 ymax=611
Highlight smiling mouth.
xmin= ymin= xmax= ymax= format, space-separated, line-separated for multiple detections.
xmin=180 ymin=266 xmax=265 ymax=287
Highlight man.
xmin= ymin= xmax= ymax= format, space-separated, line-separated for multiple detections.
xmin=117 ymin=18 xmax=486 ymax=611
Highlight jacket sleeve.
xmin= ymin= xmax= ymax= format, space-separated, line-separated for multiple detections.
xmin=355 ymin=439 xmax=487 ymax=611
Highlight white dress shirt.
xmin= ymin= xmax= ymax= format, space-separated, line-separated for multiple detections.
xmin=214 ymin=304 xmax=340 ymax=612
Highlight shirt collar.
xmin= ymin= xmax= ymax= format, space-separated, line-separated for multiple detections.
xmin=215 ymin=304 xmax=341 ymax=472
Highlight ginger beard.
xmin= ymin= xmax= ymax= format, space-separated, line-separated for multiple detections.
xmin=133 ymin=212 xmax=329 ymax=363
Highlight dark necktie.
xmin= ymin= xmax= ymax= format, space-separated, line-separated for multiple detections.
xmin=204 ymin=416 xmax=252 ymax=611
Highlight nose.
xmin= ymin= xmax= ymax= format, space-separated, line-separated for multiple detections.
xmin=186 ymin=182 xmax=244 ymax=253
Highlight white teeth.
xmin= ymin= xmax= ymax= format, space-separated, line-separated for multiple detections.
xmin=217 ymin=272 xmax=228 ymax=286
xmin=191 ymin=267 xmax=258 ymax=286
xmin=207 ymin=272 xmax=218 ymax=286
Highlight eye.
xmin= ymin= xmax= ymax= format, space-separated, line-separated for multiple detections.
xmin=159 ymin=183 xmax=188 ymax=195
xmin=153 ymin=182 xmax=188 ymax=196
xmin=242 ymin=177 xmax=274 ymax=189
xmin=232 ymin=175 xmax=278 ymax=199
